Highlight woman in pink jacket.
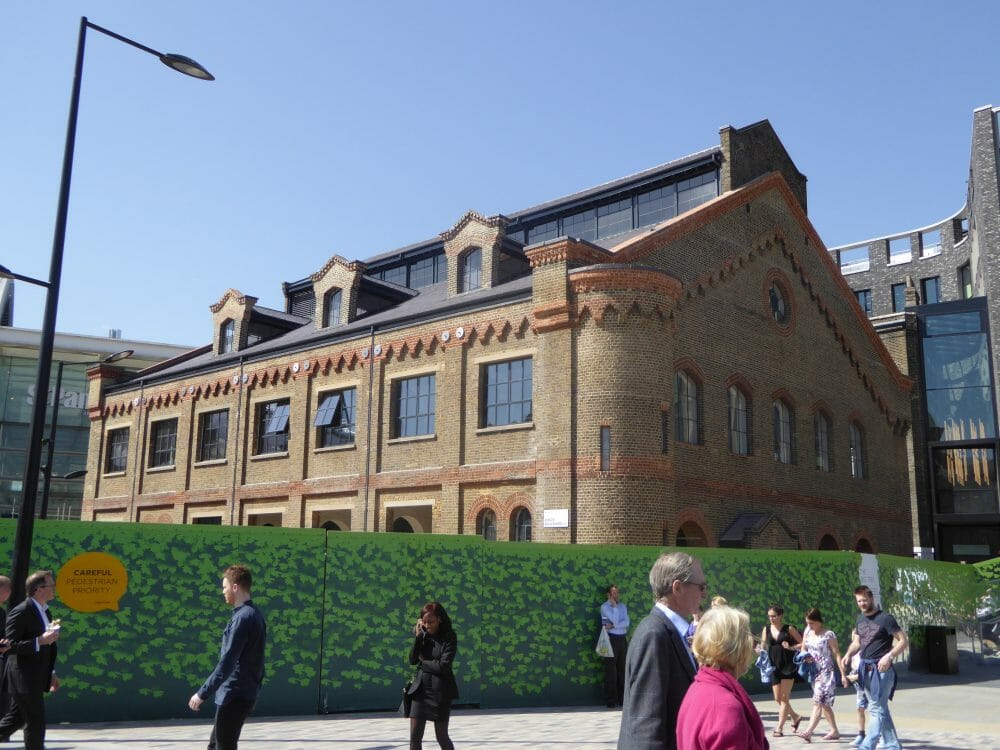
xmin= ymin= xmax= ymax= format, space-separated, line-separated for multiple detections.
xmin=676 ymin=606 xmax=769 ymax=750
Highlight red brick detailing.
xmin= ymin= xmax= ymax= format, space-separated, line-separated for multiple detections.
xmin=677 ymin=476 xmax=905 ymax=523
xmin=814 ymin=523 xmax=844 ymax=550
xmin=673 ymin=508 xmax=717 ymax=547
xmin=674 ymin=357 xmax=706 ymax=384
xmin=532 ymin=302 xmax=573 ymax=332
xmin=771 ymin=387 xmax=797 ymax=410
xmin=210 ymin=288 xmax=257 ymax=313
xmin=725 ymin=373 xmax=755 ymax=397
xmin=525 ymin=237 xmax=611 ymax=268
xmin=439 ymin=210 xmax=507 ymax=243
xmin=762 ymin=267 xmax=798 ymax=338
xmin=569 ymin=267 xmax=683 ymax=299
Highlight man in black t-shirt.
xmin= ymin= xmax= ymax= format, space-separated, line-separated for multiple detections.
xmin=841 ymin=585 xmax=908 ymax=750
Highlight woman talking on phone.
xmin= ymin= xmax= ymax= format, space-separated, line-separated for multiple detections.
xmin=408 ymin=601 xmax=459 ymax=750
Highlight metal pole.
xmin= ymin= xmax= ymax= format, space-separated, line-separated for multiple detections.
xmin=10 ymin=16 xmax=87 ymax=606
xmin=40 ymin=361 xmax=66 ymax=520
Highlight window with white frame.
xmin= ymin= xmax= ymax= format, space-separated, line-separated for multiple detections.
xmin=773 ymin=400 xmax=795 ymax=464
xmin=674 ymin=371 xmax=701 ymax=444
xmin=728 ymin=385 xmax=751 ymax=455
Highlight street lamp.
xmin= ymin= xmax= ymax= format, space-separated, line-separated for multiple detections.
xmin=39 ymin=349 xmax=134 ymax=519
xmin=10 ymin=16 xmax=213 ymax=605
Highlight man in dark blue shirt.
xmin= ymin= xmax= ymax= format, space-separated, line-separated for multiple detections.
xmin=189 ymin=565 xmax=267 ymax=750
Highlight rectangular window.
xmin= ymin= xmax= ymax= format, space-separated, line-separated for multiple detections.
xmin=380 ymin=265 xmax=407 ymax=287
xmin=408 ymin=255 xmax=438 ymax=288
xmin=921 ymin=229 xmax=942 ymax=257
xmin=888 ymin=236 xmax=911 ymax=264
xmin=149 ymin=419 xmax=178 ymax=468
xmin=959 ymin=263 xmax=973 ymax=299
xmin=838 ymin=246 xmax=870 ymax=274
xmin=677 ymin=172 xmax=717 ymax=214
xmin=600 ymin=426 xmax=611 ymax=471
xmin=481 ymin=358 xmax=532 ymax=428
xmin=891 ymin=282 xmax=907 ymax=312
xmin=855 ymin=289 xmax=873 ymax=317
xmin=921 ymin=276 xmax=941 ymax=305
xmin=596 ymin=199 xmax=633 ymax=239
xmin=527 ymin=220 xmax=559 ymax=244
xmin=661 ymin=411 xmax=669 ymax=454
xmin=198 ymin=409 xmax=229 ymax=462
xmin=637 ymin=185 xmax=677 ymax=227
xmin=256 ymin=399 xmax=290 ymax=454
xmin=105 ymin=427 xmax=129 ymax=473
xmin=561 ymin=209 xmax=596 ymax=241
xmin=394 ymin=374 xmax=435 ymax=438
xmin=315 ymin=388 xmax=356 ymax=447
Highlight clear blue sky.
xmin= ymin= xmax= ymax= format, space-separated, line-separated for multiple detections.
xmin=2 ymin=1 xmax=998 ymax=346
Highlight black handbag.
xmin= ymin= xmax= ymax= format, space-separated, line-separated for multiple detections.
xmin=399 ymin=680 xmax=413 ymax=717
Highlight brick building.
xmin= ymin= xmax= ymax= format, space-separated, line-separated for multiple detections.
xmin=82 ymin=121 xmax=914 ymax=554
xmin=830 ymin=105 xmax=1000 ymax=562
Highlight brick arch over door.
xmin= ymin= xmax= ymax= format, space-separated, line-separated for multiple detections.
xmin=673 ymin=508 xmax=716 ymax=547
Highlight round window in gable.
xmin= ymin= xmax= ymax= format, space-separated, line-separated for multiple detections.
xmin=762 ymin=268 xmax=796 ymax=336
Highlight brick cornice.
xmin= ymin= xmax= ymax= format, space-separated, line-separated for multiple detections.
xmin=525 ymin=237 xmax=610 ymax=268
xmin=569 ymin=266 xmax=683 ymax=299
xmin=310 ymin=254 xmax=366 ymax=283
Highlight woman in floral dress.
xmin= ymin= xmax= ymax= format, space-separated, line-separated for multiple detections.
xmin=795 ymin=608 xmax=843 ymax=743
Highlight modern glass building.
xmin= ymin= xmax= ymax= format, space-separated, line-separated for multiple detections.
xmin=0 ymin=323 xmax=191 ymax=520
xmin=917 ymin=297 xmax=1000 ymax=561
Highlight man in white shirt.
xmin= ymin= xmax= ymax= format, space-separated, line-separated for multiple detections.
xmin=599 ymin=584 xmax=630 ymax=708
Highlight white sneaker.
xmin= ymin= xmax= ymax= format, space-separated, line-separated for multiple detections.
xmin=850 ymin=733 xmax=865 ymax=747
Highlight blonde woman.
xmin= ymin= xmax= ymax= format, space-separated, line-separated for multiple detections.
xmin=676 ymin=606 xmax=769 ymax=750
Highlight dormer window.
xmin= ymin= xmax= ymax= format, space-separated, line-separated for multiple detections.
xmin=220 ymin=319 xmax=235 ymax=354
xmin=323 ymin=288 xmax=342 ymax=327
xmin=460 ymin=247 xmax=482 ymax=292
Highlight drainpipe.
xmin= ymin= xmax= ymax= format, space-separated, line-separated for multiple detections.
xmin=127 ymin=379 xmax=145 ymax=522
xmin=229 ymin=357 xmax=244 ymax=526
xmin=362 ymin=325 xmax=376 ymax=531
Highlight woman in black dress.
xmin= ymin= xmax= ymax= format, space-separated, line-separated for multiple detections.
xmin=759 ymin=603 xmax=803 ymax=737
xmin=409 ymin=601 xmax=459 ymax=750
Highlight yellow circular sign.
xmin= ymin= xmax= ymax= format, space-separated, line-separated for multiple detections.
xmin=56 ymin=552 xmax=128 ymax=612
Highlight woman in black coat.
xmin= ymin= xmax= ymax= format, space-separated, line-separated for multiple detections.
xmin=408 ymin=601 xmax=459 ymax=750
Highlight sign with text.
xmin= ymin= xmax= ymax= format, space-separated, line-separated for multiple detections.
xmin=57 ymin=552 xmax=128 ymax=612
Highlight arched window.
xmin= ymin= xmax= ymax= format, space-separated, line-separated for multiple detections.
xmin=321 ymin=520 xmax=342 ymax=531
xmin=674 ymin=371 xmax=701 ymax=444
xmin=477 ymin=509 xmax=497 ymax=541
xmin=391 ymin=517 xmax=414 ymax=533
xmin=849 ymin=422 xmax=866 ymax=479
xmin=814 ymin=411 xmax=833 ymax=472
xmin=219 ymin=319 xmax=235 ymax=354
xmin=728 ymin=385 xmax=751 ymax=455
xmin=512 ymin=508 xmax=532 ymax=542
xmin=676 ymin=521 xmax=707 ymax=547
xmin=460 ymin=247 xmax=482 ymax=292
xmin=818 ymin=534 xmax=839 ymax=550
xmin=323 ymin=288 xmax=342 ymax=327
xmin=773 ymin=399 xmax=795 ymax=464
xmin=769 ymin=282 xmax=789 ymax=324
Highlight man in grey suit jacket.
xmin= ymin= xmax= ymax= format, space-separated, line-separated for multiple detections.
xmin=618 ymin=551 xmax=706 ymax=750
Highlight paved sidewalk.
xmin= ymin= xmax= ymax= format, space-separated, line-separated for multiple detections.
xmin=34 ymin=652 xmax=1000 ymax=749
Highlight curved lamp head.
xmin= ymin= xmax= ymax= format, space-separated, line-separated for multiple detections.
xmin=160 ymin=53 xmax=214 ymax=81
xmin=102 ymin=349 xmax=134 ymax=364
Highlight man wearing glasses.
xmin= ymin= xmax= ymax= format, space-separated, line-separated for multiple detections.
xmin=619 ymin=551 xmax=706 ymax=750
xmin=0 ymin=571 xmax=61 ymax=750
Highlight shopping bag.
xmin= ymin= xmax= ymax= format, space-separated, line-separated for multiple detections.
xmin=596 ymin=627 xmax=614 ymax=658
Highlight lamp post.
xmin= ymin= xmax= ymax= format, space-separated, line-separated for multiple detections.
xmin=10 ymin=16 xmax=213 ymax=605
xmin=39 ymin=349 xmax=134 ymax=520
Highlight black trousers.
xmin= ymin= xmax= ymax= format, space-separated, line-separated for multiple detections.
xmin=603 ymin=634 xmax=627 ymax=706
xmin=207 ymin=697 xmax=254 ymax=750
xmin=0 ymin=692 xmax=44 ymax=750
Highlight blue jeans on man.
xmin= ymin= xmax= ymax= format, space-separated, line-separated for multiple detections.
xmin=860 ymin=667 xmax=900 ymax=750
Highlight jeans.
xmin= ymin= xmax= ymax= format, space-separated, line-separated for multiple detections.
xmin=207 ymin=697 xmax=255 ymax=750
xmin=860 ymin=667 xmax=900 ymax=750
